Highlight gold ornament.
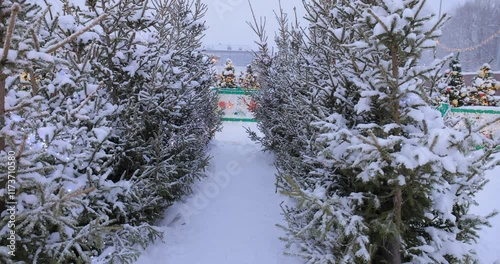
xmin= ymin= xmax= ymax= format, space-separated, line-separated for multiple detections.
xmin=21 ymin=72 xmax=29 ymax=81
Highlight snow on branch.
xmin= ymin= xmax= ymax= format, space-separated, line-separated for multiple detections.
xmin=1 ymin=3 xmax=20 ymax=64
xmin=69 ymin=84 xmax=104 ymax=116
xmin=44 ymin=13 xmax=108 ymax=54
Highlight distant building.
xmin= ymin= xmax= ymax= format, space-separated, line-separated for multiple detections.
xmin=206 ymin=50 xmax=256 ymax=67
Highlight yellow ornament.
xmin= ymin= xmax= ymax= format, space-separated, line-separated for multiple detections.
xmin=451 ymin=99 xmax=458 ymax=106
xmin=20 ymin=72 xmax=29 ymax=81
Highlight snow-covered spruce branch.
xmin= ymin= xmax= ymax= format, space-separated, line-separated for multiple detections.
xmin=3 ymin=95 xmax=45 ymax=113
xmin=43 ymin=13 xmax=108 ymax=54
xmin=28 ymin=68 xmax=39 ymax=94
xmin=61 ymin=187 xmax=97 ymax=202
xmin=1 ymin=3 xmax=20 ymax=64
xmin=15 ymin=134 xmax=28 ymax=160
xmin=30 ymin=28 xmax=40 ymax=51
xmin=473 ymin=116 xmax=500 ymax=134
xmin=22 ymin=5 xmax=50 ymax=49
xmin=247 ymin=0 xmax=268 ymax=53
xmin=4 ymin=162 xmax=56 ymax=176
xmin=69 ymin=84 xmax=104 ymax=116
xmin=54 ymin=217 xmax=109 ymax=263
xmin=356 ymin=130 xmax=393 ymax=163
xmin=366 ymin=9 xmax=391 ymax=36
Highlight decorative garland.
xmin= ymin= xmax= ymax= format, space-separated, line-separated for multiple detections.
xmin=436 ymin=29 xmax=500 ymax=53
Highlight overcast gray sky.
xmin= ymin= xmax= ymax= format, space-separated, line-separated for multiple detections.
xmin=201 ymin=0 xmax=471 ymax=50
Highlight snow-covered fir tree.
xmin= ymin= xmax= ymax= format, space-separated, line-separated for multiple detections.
xmin=438 ymin=55 xmax=467 ymax=107
xmin=239 ymin=64 xmax=260 ymax=89
xmin=0 ymin=1 xmax=157 ymax=263
xmin=0 ymin=0 xmax=219 ymax=263
xmin=251 ymin=0 xmax=500 ymax=263
xmin=248 ymin=3 xmax=319 ymax=193
xmin=66 ymin=0 xmax=219 ymax=218
xmin=116 ymin=0 xmax=221 ymax=223
xmin=467 ymin=64 xmax=499 ymax=106
xmin=217 ymin=59 xmax=238 ymax=88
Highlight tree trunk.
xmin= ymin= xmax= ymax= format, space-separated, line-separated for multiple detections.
xmin=390 ymin=188 xmax=403 ymax=264
xmin=388 ymin=43 xmax=402 ymax=264
xmin=0 ymin=75 xmax=5 ymax=151
xmin=0 ymin=4 xmax=20 ymax=151
xmin=0 ymin=76 xmax=6 ymax=226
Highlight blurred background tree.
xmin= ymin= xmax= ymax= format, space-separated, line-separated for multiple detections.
xmin=436 ymin=0 xmax=500 ymax=71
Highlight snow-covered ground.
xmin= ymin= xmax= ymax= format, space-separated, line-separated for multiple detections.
xmin=135 ymin=122 xmax=301 ymax=264
xmin=135 ymin=122 xmax=500 ymax=264
xmin=471 ymin=157 xmax=500 ymax=264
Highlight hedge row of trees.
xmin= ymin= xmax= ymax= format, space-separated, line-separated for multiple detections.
xmin=0 ymin=0 xmax=220 ymax=263
xmin=249 ymin=0 xmax=499 ymax=263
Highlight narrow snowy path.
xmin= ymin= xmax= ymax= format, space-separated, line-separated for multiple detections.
xmin=135 ymin=123 xmax=302 ymax=264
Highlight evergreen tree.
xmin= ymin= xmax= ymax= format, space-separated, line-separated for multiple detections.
xmin=467 ymin=63 xmax=499 ymax=106
xmin=239 ymin=64 xmax=260 ymax=89
xmin=251 ymin=0 xmax=500 ymax=263
xmin=68 ymin=0 xmax=219 ymax=222
xmin=437 ymin=0 xmax=500 ymax=71
xmin=42 ymin=2 xmax=165 ymax=262
xmin=438 ymin=55 xmax=467 ymax=107
xmin=217 ymin=59 xmax=238 ymax=88
xmin=0 ymin=0 xmax=219 ymax=262
xmin=117 ymin=0 xmax=221 ymax=223
xmin=0 ymin=1 xmax=161 ymax=263
xmin=248 ymin=2 xmax=319 ymax=194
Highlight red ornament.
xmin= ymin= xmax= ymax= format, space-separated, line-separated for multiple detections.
xmin=247 ymin=100 xmax=257 ymax=111
xmin=242 ymin=97 xmax=258 ymax=111
xmin=219 ymin=101 xmax=226 ymax=108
